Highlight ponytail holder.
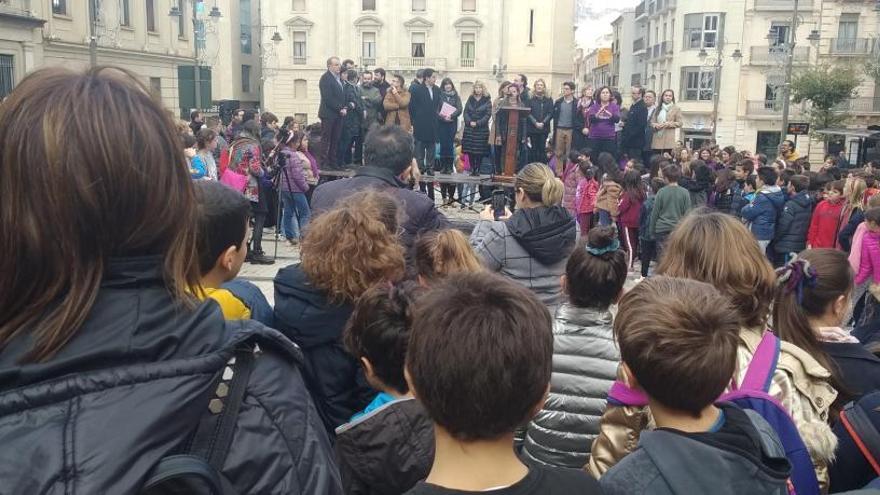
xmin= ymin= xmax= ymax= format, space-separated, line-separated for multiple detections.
xmin=776 ymin=257 xmax=818 ymax=305
xmin=586 ymin=239 xmax=620 ymax=256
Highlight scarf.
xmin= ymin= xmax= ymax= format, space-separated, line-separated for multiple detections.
xmin=816 ymin=326 xmax=860 ymax=344
xmin=656 ymin=102 xmax=672 ymax=125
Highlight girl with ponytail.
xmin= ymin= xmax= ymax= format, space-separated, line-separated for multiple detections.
xmin=470 ymin=163 xmax=577 ymax=306
xmin=414 ymin=229 xmax=483 ymax=285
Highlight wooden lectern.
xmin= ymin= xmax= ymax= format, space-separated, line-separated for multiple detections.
xmin=499 ymin=105 xmax=531 ymax=179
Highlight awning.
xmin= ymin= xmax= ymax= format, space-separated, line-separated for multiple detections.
xmin=815 ymin=128 xmax=880 ymax=140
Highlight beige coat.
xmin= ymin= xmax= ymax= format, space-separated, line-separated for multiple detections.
xmin=488 ymin=97 xmax=505 ymax=146
xmin=650 ymin=104 xmax=682 ymax=150
xmin=587 ymin=328 xmax=838 ymax=491
xmin=383 ymin=89 xmax=412 ymax=133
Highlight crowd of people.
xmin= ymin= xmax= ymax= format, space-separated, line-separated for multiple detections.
xmin=4 ymin=64 xmax=880 ymax=495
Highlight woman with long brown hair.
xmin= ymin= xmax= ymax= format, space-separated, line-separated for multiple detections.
xmin=382 ymin=74 xmax=412 ymax=132
xmin=413 ymin=229 xmax=483 ymax=285
xmin=274 ymin=190 xmax=406 ymax=432
xmin=0 ymin=67 xmax=340 ymax=493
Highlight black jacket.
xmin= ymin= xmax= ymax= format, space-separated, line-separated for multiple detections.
xmin=774 ymin=191 xmax=813 ymax=255
xmin=823 ymin=342 xmax=880 ymax=399
xmin=620 ymin=99 xmax=648 ymax=150
xmin=506 ymin=205 xmax=577 ymax=265
xmin=0 ymin=257 xmax=341 ymax=494
xmin=273 ymin=264 xmax=375 ymax=433
xmin=461 ymin=95 xmax=492 ymax=156
xmin=838 ymin=208 xmax=865 ymax=253
xmin=409 ymin=82 xmax=441 ymax=142
xmin=553 ymin=97 xmax=584 ymax=131
xmin=319 ymin=70 xmax=346 ymax=121
xmin=527 ymin=95 xmax=555 ymax=135
xmin=335 ymin=398 xmax=434 ymax=495
xmin=343 ymin=82 xmax=365 ymax=135
xmin=310 ymin=166 xmax=448 ymax=252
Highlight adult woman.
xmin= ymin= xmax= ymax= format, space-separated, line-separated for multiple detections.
xmin=298 ymin=132 xmax=321 ymax=202
xmin=584 ymin=86 xmax=621 ymax=163
xmin=461 ymin=80 xmax=491 ymax=176
xmin=193 ymin=128 xmax=218 ymax=180
xmin=469 ymin=163 xmax=577 ymax=305
xmin=650 ymin=89 xmax=683 ymax=157
xmin=438 ymin=77 xmax=462 ymax=204
xmin=489 ymin=81 xmax=512 ymax=174
xmin=720 ymin=146 xmax=736 ymax=167
xmin=229 ymin=119 xmax=272 ymax=265
xmin=496 ymin=84 xmax=530 ymax=173
xmin=574 ymin=85 xmax=594 ymax=151
xmin=278 ymin=129 xmax=312 ymax=246
xmin=527 ymin=79 xmax=554 ymax=163
xmin=274 ymin=190 xmax=406 ymax=432
xmin=589 ymin=210 xmax=838 ymax=491
xmin=0 ymin=67 xmax=339 ymax=493
xmin=674 ymin=148 xmax=691 ymax=170
xmin=382 ymin=75 xmax=411 ymax=132
xmin=698 ymin=147 xmax=719 ymax=170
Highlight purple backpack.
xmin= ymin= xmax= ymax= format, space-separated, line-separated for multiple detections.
xmin=607 ymin=331 xmax=819 ymax=495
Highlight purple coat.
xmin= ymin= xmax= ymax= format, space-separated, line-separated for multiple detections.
xmin=585 ymin=102 xmax=621 ymax=140
xmin=279 ymin=149 xmax=308 ymax=193
xmin=856 ymin=230 xmax=880 ymax=285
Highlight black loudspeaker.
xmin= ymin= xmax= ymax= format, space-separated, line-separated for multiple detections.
xmin=218 ymin=100 xmax=240 ymax=126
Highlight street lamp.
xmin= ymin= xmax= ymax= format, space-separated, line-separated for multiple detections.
xmin=699 ymin=41 xmax=743 ymax=141
xmin=777 ymin=0 xmax=801 ymax=144
xmin=171 ymin=1 xmax=222 ymax=115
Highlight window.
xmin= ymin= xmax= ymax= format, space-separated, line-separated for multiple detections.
xmin=682 ymin=67 xmax=714 ymax=101
xmin=769 ymin=22 xmax=790 ymax=47
xmin=146 ymin=0 xmax=156 ymax=32
xmin=462 ymin=0 xmax=476 ymax=11
xmin=293 ymin=31 xmax=307 ymax=64
xmin=461 ymin=33 xmax=475 ymax=63
xmin=838 ymin=13 xmax=859 ymax=40
xmin=684 ymin=13 xmax=722 ymax=49
xmin=412 ymin=32 xmax=425 ymax=58
xmin=529 ymin=9 xmax=535 ymax=44
xmin=294 ymin=79 xmax=307 ymax=100
xmin=295 ymin=113 xmax=308 ymax=125
xmin=0 ymin=55 xmax=14 ymax=99
xmin=663 ymin=22 xmax=667 ymax=40
xmin=119 ymin=0 xmax=131 ymax=26
xmin=292 ymin=0 xmax=306 ymax=10
xmin=240 ymin=0 xmax=252 ymax=54
xmin=362 ymin=32 xmax=376 ymax=60
xmin=241 ymin=65 xmax=251 ymax=93
xmin=177 ymin=0 xmax=186 ymax=38
xmin=149 ymin=77 xmax=161 ymax=98
xmin=362 ymin=0 xmax=376 ymax=10
xmin=412 ymin=0 xmax=426 ymax=11
xmin=52 ymin=0 xmax=66 ymax=15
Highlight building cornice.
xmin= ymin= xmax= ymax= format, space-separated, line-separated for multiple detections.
xmin=0 ymin=11 xmax=46 ymax=28
xmin=284 ymin=15 xmax=315 ymax=30
xmin=403 ymin=16 xmax=434 ymax=29
xmin=45 ymin=40 xmax=195 ymax=64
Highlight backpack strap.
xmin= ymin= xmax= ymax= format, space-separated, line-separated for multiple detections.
xmin=840 ymin=400 xmax=880 ymax=476
xmin=737 ymin=331 xmax=780 ymax=393
xmin=187 ymin=344 xmax=256 ymax=471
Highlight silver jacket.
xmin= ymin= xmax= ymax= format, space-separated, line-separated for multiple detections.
xmin=521 ymin=303 xmax=620 ymax=469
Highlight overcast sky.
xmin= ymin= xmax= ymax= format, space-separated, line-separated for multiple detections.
xmin=576 ymin=0 xmax=640 ymax=49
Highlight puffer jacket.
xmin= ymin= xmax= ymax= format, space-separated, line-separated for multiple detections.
xmin=0 ymin=257 xmax=341 ymax=494
xmin=522 ymin=304 xmax=619 ymax=468
xmin=774 ymin=190 xmax=813 ymax=256
xmin=470 ymin=205 xmax=577 ymax=306
xmin=587 ymin=328 xmax=838 ymax=491
xmin=741 ymin=186 xmax=786 ymax=241
xmin=595 ymin=180 xmax=622 ymax=218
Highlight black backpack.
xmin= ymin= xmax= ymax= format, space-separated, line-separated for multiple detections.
xmin=140 ymin=345 xmax=255 ymax=495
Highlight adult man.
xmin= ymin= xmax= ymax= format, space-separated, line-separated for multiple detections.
xmin=226 ymin=108 xmax=245 ymax=142
xmin=260 ymin=112 xmax=279 ymax=142
xmin=311 ymin=124 xmax=448 ymax=252
xmin=553 ymin=82 xmax=581 ymax=170
xmin=409 ymin=67 xmax=441 ymax=200
xmin=620 ymin=86 xmax=648 ymax=161
xmin=318 ymin=56 xmax=347 ymax=170
xmin=189 ymin=110 xmax=204 ymax=135
xmin=779 ymin=139 xmax=800 ymax=163
xmin=514 ymin=74 xmax=531 ymax=103
xmin=358 ymin=71 xmax=383 ymax=163
xmin=373 ymin=68 xmax=391 ymax=123
xmin=342 ymin=59 xmax=356 ymax=72
xmin=642 ymin=90 xmax=657 ymax=166
xmin=338 ymin=69 xmax=363 ymax=166
xmin=527 ymin=79 xmax=554 ymax=163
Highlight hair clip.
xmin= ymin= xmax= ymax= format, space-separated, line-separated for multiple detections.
xmin=776 ymin=257 xmax=818 ymax=305
xmin=586 ymin=239 xmax=620 ymax=256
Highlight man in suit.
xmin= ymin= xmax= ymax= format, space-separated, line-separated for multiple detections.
xmin=409 ymin=67 xmax=441 ymax=200
xmin=620 ymin=85 xmax=648 ymax=162
xmin=318 ymin=56 xmax=346 ymax=170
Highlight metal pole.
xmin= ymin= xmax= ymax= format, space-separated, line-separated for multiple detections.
xmin=89 ymin=0 xmax=97 ymax=67
xmin=192 ymin=2 xmax=201 ymax=113
xmin=780 ymin=0 xmax=799 ymax=142
xmin=711 ymin=38 xmax=723 ymax=142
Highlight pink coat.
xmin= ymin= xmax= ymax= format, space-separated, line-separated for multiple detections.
xmin=855 ymin=230 xmax=880 ymax=285
xmin=849 ymin=222 xmax=868 ymax=275
xmin=562 ymin=162 xmax=582 ymax=212
xmin=575 ymin=178 xmax=599 ymax=214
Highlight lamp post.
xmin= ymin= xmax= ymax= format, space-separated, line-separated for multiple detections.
xmin=778 ymin=0 xmax=799 ymax=143
xmin=171 ymin=1 xmax=222 ymax=114
xmin=88 ymin=0 xmax=97 ymax=67
xmin=698 ymin=42 xmax=742 ymax=142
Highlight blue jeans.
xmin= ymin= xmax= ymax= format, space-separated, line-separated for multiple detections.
xmin=281 ymin=191 xmax=310 ymax=240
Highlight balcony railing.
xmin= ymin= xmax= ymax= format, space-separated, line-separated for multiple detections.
xmin=359 ymin=57 xmax=376 ymax=67
xmin=459 ymin=58 xmax=475 ymax=68
xmin=633 ymin=38 xmax=645 ymax=52
xmin=749 ymin=46 xmax=810 ymax=65
xmin=830 ymin=38 xmax=876 ymax=56
xmin=834 ymin=97 xmax=880 ymax=114
xmin=293 ymin=56 xmax=307 ymax=65
xmin=386 ymin=57 xmax=447 ymax=71
xmin=746 ymin=100 xmax=805 ymax=117
xmin=754 ymin=0 xmax=813 ymax=10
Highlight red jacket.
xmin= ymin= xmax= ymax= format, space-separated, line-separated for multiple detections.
xmin=807 ymin=198 xmax=844 ymax=248
xmin=618 ymin=191 xmax=645 ymax=228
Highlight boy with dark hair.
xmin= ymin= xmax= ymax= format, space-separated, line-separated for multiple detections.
xmin=648 ymin=165 xmax=690 ymax=255
xmin=773 ymin=174 xmax=813 ymax=266
xmin=638 ymin=177 xmax=666 ymax=279
xmin=194 ymin=181 xmax=272 ymax=322
xmin=600 ymin=276 xmax=791 ymax=495
xmin=733 ymin=159 xmax=755 ymax=182
xmin=741 ymin=166 xmax=785 ymax=256
xmin=404 ymin=273 xmax=602 ymax=495
xmin=778 ymin=168 xmax=796 ymax=190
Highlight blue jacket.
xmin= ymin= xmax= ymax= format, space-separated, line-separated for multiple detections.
xmin=773 ymin=191 xmax=813 ymax=255
xmin=639 ymin=196 xmax=656 ymax=241
xmin=741 ymin=186 xmax=786 ymax=241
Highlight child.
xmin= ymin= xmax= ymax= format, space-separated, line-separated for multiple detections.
xmin=648 ymin=164 xmax=691 ymax=254
xmin=600 ymin=276 xmax=792 ymax=494
xmin=454 ymin=140 xmax=476 ymax=209
xmin=574 ymin=161 xmax=599 ymax=236
xmin=336 ymin=282 xmax=434 ymax=495
xmin=595 ymin=152 xmax=622 ymax=226
xmin=710 ymin=168 xmax=745 ymax=217
xmin=808 ymin=180 xmax=846 ymax=249
xmin=184 ymin=133 xmax=202 ymax=179
xmin=855 ymin=207 xmax=880 ymax=293
xmin=837 ymin=176 xmax=867 ymax=251
xmin=741 ymin=166 xmax=785 ymax=256
xmin=413 ymin=229 xmax=483 ymax=285
xmin=638 ymin=177 xmax=666 ymax=279
xmin=561 ymin=150 xmax=583 ymax=217
xmin=618 ymin=170 xmax=646 ymax=268
xmin=404 ymin=273 xmax=602 ymax=494
xmin=522 ymin=226 xmax=627 ymax=468
xmin=863 ymin=172 xmax=878 ymax=203
xmin=194 ymin=181 xmax=269 ymax=321
xmin=773 ymin=174 xmax=813 ymax=266
xmin=734 ymin=158 xmax=755 ymax=183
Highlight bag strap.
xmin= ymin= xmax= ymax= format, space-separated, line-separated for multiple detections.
xmin=737 ymin=331 xmax=780 ymax=393
xmin=841 ymin=401 xmax=880 ymax=476
xmin=187 ymin=344 xmax=256 ymax=471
